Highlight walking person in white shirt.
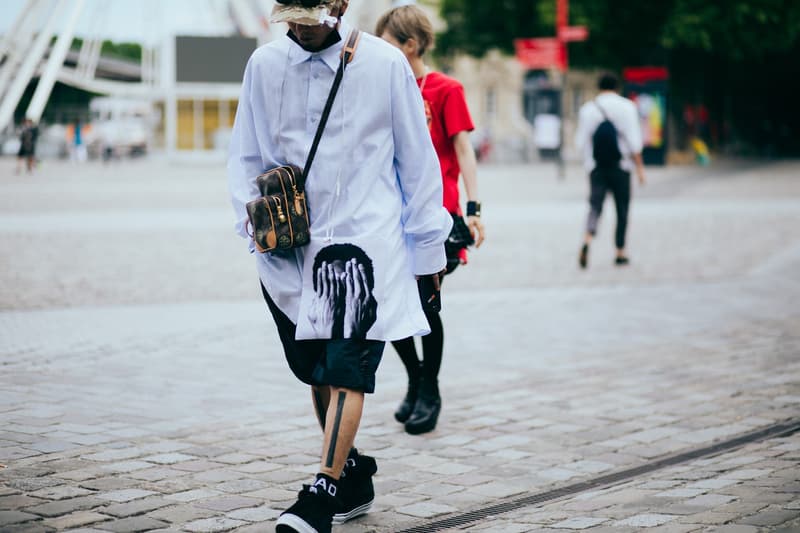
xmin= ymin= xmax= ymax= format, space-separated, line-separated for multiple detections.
xmin=574 ymin=72 xmax=647 ymax=268
xmin=227 ymin=1 xmax=452 ymax=532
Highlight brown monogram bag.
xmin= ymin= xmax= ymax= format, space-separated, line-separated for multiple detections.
xmin=246 ymin=29 xmax=361 ymax=253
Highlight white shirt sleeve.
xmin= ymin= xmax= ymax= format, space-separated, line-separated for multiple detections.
xmin=574 ymin=103 xmax=593 ymax=153
xmin=390 ymin=59 xmax=453 ymax=276
xmin=227 ymin=56 xmax=264 ymax=253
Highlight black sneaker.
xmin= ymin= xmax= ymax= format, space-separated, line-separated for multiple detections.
xmin=333 ymin=450 xmax=377 ymax=524
xmin=579 ymin=243 xmax=589 ymax=269
xmin=276 ymin=483 xmax=338 ymax=533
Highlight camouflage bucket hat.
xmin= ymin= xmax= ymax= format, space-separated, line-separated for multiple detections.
xmin=271 ymin=0 xmax=343 ymax=25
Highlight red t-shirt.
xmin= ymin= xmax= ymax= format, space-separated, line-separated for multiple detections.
xmin=417 ymin=71 xmax=474 ymax=214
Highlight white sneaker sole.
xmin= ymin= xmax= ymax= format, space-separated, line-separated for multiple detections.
xmin=332 ymin=499 xmax=373 ymax=524
xmin=275 ymin=513 xmax=319 ymax=533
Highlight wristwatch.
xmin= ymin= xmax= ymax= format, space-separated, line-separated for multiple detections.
xmin=466 ymin=201 xmax=481 ymax=217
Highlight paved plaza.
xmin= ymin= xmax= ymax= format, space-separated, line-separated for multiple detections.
xmin=1 ymin=156 xmax=799 ymax=532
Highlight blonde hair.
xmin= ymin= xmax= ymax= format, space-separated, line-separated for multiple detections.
xmin=375 ymin=5 xmax=434 ymax=57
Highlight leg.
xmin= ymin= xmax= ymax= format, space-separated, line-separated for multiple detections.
xmin=391 ymin=337 xmax=421 ymax=423
xmin=319 ymin=387 xmax=364 ymax=478
xmin=581 ymin=169 xmax=608 ymax=268
xmin=312 ymin=386 xmax=330 ymax=430
xmin=405 ymin=310 xmax=444 ymax=435
xmin=420 ymin=310 xmax=443 ymax=395
xmin=610 ymin=169 xmax=631 ymax=261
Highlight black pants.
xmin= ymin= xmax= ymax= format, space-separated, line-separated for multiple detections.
xmin=586 ymin=167 xmax=631 ymax=249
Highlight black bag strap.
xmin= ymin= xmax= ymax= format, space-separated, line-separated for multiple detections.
xmin=299 ymin=29 xmax=361 ymax=191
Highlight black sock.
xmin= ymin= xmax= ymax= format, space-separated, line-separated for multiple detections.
xmin=420 ymin=310 xmax=443 ymax=396
xmin=392 ymin=337 xmax=421 ymax=383
xmin=313 ymin=473 xmax=339 ymax=498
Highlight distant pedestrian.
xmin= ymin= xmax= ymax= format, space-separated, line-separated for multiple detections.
xmin=71 ymin=120 xmax=87 ymax=163
xmin=15 ymin=118 xmax=38 ymax=175
xmin=575 ymin=72 xmax=646 ymax=268
xmin=377 ymin=4 xmax=485 ymax=435
xmin=227 ymin=0 xmax=452 ymax=531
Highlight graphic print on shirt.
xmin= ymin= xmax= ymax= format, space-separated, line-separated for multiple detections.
xmin=296 ymin=241 xmax=385 ymax=340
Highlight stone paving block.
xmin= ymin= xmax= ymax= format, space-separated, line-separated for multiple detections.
xmin=192 ymin=470 xmax=243 ymax=483
xmin=683 ymin=494 xmax=738 ymax=507
xmin=709 ymin=526 xmax=759 ymax=533
xmin=395 ymin=501 xmax=458 ymax=518
xmin=0 ymin=494 xmax=47 ymax=510
xmin=550 ymin=516 xmax=608 ymax=529
xmin=96 ymin=516 xmax=168 ymax=532
xmin=0 ymin=447 xmax=42 ymax=461
xmin=30 ymin=484 xmax=95 ymax=501
xmin=686 ymin=477 xmax=739 ymax=490
xmin=142 ymin=453 xmax=196 ymax=465
xmin=0 ymin=523 xmax=57 ymax=533
xmin=83 ymin=449 xmax=144 ymax=462
xmin=165 ymin=489 xmax=224 ymax=503
xmin=228 ymin=461 xmax=282 ymax=474
xmin=193 ymin=496 xmax=261 ymax=512
xmin=183 ymin=517 xmax=246 ymax=532
xmin=25 ymin=496 xmax=106 ymax=517
xmin=79 ymin=478 xmax=140 ymax=492
xmin=215 ymin=479 xmax=269 ymax=494
xmin=96 ymin=489 xmax=157 ymax=503
xmin=99 ymin=461 xmax=152 ymax=474
xmin=170 ymin=460 xmax=226 ymax=473
xmin=147 ymin=503 xmax=218 ymax=524
xmin=718 ymin=469 xmax=772 ymax=480
xmin=225 ymin=505 xmax=280 ymax=522
xmin=126 ymin=467 xmax=182 ymax=482
xmin=102 ymin=496 xmax=173 ymax=518
xmin=42 ymin=511 xmax=111 ymax=530
xmin=614 ymin=513 xmax=677 ymax=527
xmin=738 ymin=508 xmax=800 ymax=527
xmin=464 ymin=481 xmax=528 ymax=499
xmin=5 ymin=477 xmax=63 ymax=492
xmin=656 ymin=488 xmax=707 ymax=498
xmin=211 ymin=454 xmax=260 ymax=465
xmin=0 ymin=510 xmax=40 ymax=526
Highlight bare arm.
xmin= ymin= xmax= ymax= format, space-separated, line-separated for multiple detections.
xmin=632 ymin=152 xmax=647 ymax=185
xmin=453 ymin=131 xmax=485 ymax=247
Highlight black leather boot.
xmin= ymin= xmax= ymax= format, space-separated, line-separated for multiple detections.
xmin=394 ymin=374 xmax=420 ymax=423
xmin=404 ymin=378 xmax=441 ymax=435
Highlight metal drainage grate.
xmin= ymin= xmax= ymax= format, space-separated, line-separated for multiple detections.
xmin=396 ymin=418 xmax=800 ymax=533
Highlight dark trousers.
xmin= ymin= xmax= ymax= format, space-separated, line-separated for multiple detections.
xmin=586 ymin=167 xmax=631 ymax=249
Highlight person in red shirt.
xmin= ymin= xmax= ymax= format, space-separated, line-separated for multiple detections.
xmin=377 ymin=4 xmax=485 ymax=435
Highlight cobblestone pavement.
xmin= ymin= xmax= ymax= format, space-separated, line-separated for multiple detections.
xmin=0 ymin=156 xmax=798 ymax=532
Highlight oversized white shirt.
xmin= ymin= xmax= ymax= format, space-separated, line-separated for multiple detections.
xmin=574 ymin=91 xmax=644 ymax=173
xmin=227 ymin=22 xmax=452 ymax=340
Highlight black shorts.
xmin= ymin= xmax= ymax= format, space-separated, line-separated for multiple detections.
xmin=261 ymin=283 xmax=385 ymax=393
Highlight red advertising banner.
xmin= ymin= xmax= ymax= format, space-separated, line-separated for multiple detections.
xmin=514 ymin=38 xmax=566 ymax=71
xmin=623 ymin=66 xmax=669 ymax=83
xmin=558 ymin=25 xmax=589 ymax=42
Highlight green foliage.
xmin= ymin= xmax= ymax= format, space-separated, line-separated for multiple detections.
xmin=436 ymin=0 xmax=544 ymax=57
xmin=437 ymin=0 xmax=800 ymax=64
xmin=662 ymin=0 xmax=800 ymax=61
xmin=70 ymin=38 xmax=142 ymax=62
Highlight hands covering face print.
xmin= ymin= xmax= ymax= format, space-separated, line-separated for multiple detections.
xmin=308 ymin=257 xmax=377 ymax=339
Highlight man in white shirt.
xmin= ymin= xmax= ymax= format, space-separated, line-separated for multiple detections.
xmin=227 ymin=1 xmax=452 ymax=532
xmin=574 ymin=72 xmax=647 ymax=268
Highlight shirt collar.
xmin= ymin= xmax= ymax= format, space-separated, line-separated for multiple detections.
xmin=286 ymin=20 xmax=350 ymax=72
